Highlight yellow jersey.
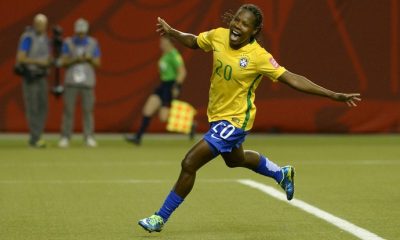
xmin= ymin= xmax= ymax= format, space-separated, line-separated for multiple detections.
xmin=197 ymin=28 xmax=286 ymax=131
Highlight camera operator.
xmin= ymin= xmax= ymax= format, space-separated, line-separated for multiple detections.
xmin=16 ymin=13 xmax=51 ymax=148
xmin=51 ymin=25 xmax=64 ymax=97
xmin=58 ymin=18 xmax=101 ymax=148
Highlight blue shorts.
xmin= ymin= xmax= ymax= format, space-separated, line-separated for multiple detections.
xmin=203 ymin=120 xmax=248 ymax=156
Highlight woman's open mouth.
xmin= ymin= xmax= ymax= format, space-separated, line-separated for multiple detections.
xmin=230 ymin=29 xmax=242 ymax=42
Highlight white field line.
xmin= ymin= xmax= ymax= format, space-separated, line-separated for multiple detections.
xmin=0 ymin=178 xmax=387 ymax=239
xmin=238 ymin=179 xmax=386 ymax=240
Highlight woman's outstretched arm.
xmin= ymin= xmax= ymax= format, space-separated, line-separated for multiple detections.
xmin=278 ymin=70 xmax=361 ymax=107
xmin=156 ymin=17 xmax=199 ymax=49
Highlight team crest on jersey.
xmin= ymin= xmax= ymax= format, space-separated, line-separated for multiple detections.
xmin=239 ymin=57 xmax=249 ymax=68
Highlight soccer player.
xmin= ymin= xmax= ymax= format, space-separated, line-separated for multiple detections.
xmin=138 ymin=4 xmax=361 ymax=232
xmin=125 ymin=36 xmax=187 ymax=145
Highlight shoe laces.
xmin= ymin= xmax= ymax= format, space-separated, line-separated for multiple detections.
xmin=148 ymin=215 xmax=163 ymax=225
xmin=280 ymin=167 xmax=292 ymax=188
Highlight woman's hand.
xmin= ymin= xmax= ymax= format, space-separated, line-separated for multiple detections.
xmin=157 ymin=17 xmax=173 ymax=36
xmin=331 ymin=93 xmax=362 ymax=107
xmin=156 ymin=17 xmax=199 ymax=49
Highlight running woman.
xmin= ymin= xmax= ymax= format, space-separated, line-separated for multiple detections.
xmin=125 ymin=36 xmax=187 ymax=145
xmin=138 ymin=4 xmax=361 ymax=232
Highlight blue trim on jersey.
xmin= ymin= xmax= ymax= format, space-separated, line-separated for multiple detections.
xmin=203 ymin=120 xmax=248 ymax=155
xmin=73 ymin=36 xmax=89 ymax=46
xmin=19 ymin=36 xmax=32 ymax=52
xmin=61 ymin=42 xmax=70 ymax=54
xmin=62 ymin=36 xmax=101 ymax=57
xmin=93 ymin=45 xmax=101 ymax=57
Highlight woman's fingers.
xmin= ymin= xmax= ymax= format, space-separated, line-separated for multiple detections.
xmin=347 ymin=99 xmax=358 ymax=107
xmin=156 ymin=17 xmax=170 ymax=36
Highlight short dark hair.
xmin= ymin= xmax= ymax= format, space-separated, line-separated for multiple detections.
xmin=222 ymin=4 xmax=264 ymax=41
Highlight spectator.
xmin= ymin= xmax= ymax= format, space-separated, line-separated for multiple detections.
xmin=58 ymin=18 xmax=101 ymax=148
xmin=16 ymin=13 xmax=51 ymax=148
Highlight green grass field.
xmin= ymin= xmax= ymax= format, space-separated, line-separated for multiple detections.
xmin=0 ymin=134 xmax=399 ymax=240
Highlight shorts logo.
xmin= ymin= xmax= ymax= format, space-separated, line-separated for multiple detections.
xmin=239 ymin=57 xmax=249 ymax=68
xmin=211 ymin=133 xmax=222 ymax=140
xmin=269 ymin=57 xmax=280 ymax=68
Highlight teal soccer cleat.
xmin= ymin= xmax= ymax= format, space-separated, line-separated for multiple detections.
xmin=279 ymin=166 xmax=295 ymax=200
xmin=138 ymin=214 xmax=164 ymax=233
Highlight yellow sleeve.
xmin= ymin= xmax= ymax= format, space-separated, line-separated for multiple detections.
xmin=257 ymin=49 xmax=286 ymax=82
xmin=197 ymin=29 xmax=216 ymax=52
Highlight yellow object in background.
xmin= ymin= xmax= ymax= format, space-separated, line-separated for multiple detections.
xmin=167 ymin=100 xmax=196 ymax=134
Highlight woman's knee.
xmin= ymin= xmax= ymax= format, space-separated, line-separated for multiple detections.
xmin=159 ymin=107 xmax=169 ymax=122
xmin=143 ymin=95 xmax=161 ymax=116
xmin=181 ymin=152 xmax=198 ymax=173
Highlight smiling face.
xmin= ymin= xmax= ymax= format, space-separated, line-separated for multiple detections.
xmin=229 ymin=9 xmax=258 ymax=49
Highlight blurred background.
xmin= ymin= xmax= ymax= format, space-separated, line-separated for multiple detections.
xmin=0 ymin=0 xmax=399 ymax=134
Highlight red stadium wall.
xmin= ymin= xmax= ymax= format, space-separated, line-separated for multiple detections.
xmin=0 ymin=0 xmax=399 ymax=133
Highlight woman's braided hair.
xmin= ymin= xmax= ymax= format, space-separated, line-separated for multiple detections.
xmin=222 ymin=4 xmax=264 ymax=42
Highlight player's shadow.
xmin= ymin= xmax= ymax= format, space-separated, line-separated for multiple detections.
xmin=135 ymin=234 xmax=160 ymax=239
